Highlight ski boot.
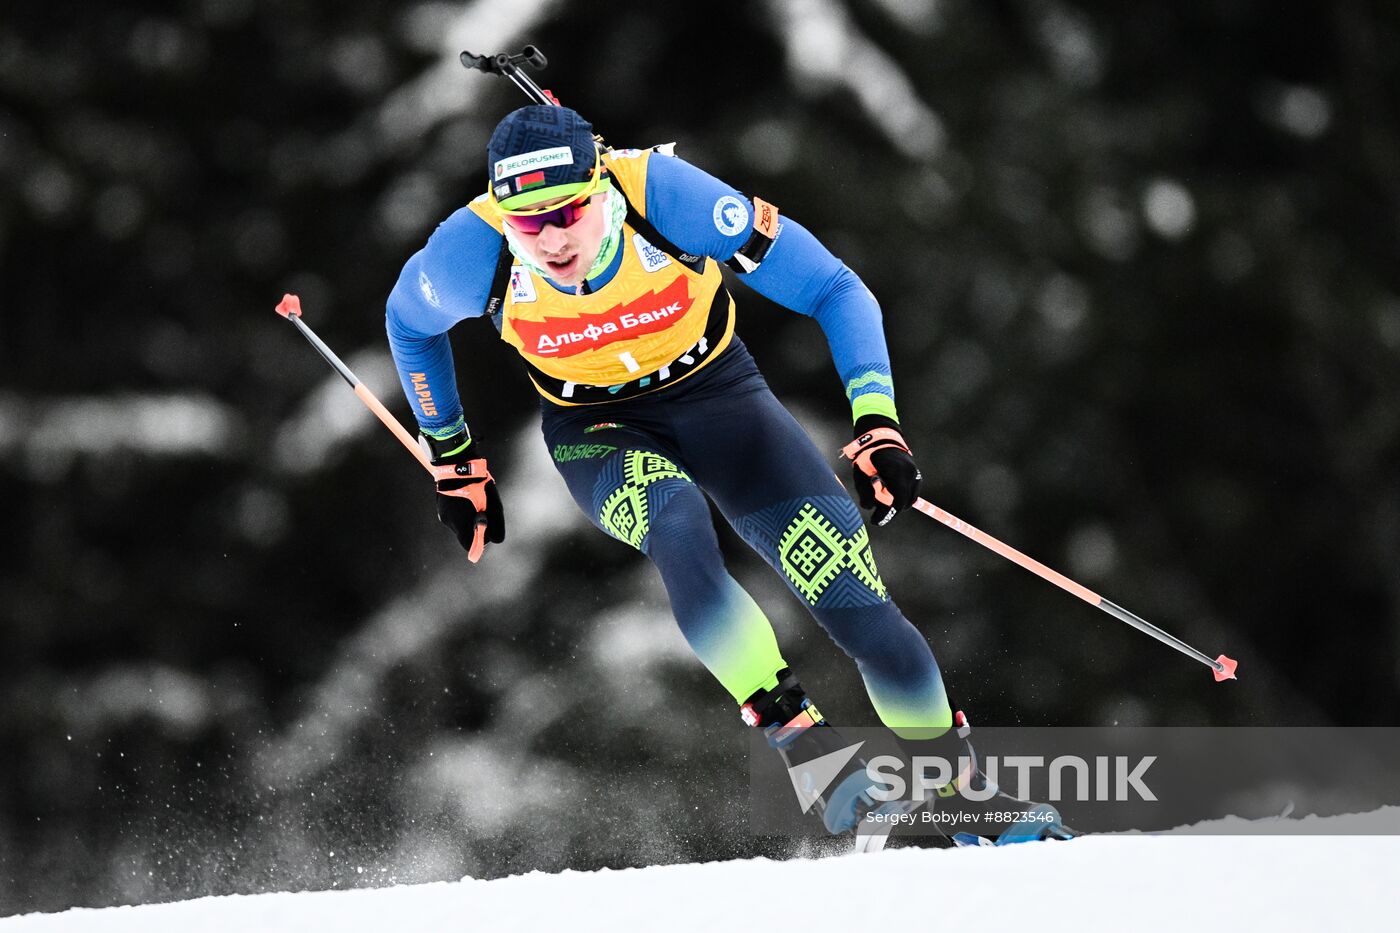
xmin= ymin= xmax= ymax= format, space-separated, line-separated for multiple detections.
xmin=742 ymin=670 xmax=883 ymax=836
xmin=903 ymin=711 xmax=1078 ymax=847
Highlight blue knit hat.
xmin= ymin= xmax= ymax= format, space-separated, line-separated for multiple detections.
xmin=487 ymin=105 xmax=600 ymax=208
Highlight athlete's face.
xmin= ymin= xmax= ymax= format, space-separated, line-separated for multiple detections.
xmin=508 ymin=191 xmax=608 ymax=287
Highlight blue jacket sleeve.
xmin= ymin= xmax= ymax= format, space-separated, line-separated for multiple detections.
xmin=644 ymin=154 xmax=899 ymax=423
xmin=385 ymin=205 xmax=503 ymax=438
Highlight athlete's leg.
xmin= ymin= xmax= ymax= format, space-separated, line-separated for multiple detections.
xmin=673 ymin=378 xmax=953 ymax=739
xmin=542 ymin=413 xmax=787 ymax=705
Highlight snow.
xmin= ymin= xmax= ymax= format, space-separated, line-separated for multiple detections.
xmin=5 ymin=812 xmax=1393 ymax=932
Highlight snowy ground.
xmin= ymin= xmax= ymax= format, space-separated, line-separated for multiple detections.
xmin=5 ymin=811 xmax=1394 ymax=932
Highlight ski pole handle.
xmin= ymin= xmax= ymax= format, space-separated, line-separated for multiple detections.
xmin=432 ymin=458 xmax=493 ymax=563
xmin=909 ymin=497 xmax=1238 ymax=683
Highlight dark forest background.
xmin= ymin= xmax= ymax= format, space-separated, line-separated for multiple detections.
xmin=2 ymin=0 xmax=1398 ymax=916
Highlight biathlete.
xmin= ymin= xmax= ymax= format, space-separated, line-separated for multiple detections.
xmin=384 ymin=104 xmax=1067 ymax=842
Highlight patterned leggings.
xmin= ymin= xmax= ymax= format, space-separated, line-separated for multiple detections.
xmin=540 ymin=339 xmax=951 ymax=738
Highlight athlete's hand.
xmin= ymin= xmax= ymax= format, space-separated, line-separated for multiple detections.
xmin=842 ymin=415 xmax=921 ymax=527
xmin=424 ymin=433 xmax=505 ymax=561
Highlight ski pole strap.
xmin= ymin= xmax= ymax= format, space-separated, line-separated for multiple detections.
xmin=840 ymin=427 xmax=912 ymax=507
xmin=432 ymin=459 xmax=493 ymax=505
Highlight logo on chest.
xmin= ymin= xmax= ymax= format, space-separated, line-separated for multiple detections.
xmin=510 ymin=266 xmax=537 ymax=303
xmin=512 ymin=276 xmax=693 ymax=357
xmin=632 ymin=233 xmax=673 ymax=274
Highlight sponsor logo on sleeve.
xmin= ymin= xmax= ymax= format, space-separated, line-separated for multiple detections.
xmin=494 ymin=146 xmax=574 ymax=180
xmin=409 ymin=372 xmax=438 ymax=418
xmin=713 ymin=195 xmax=749 ymax=237
xmin=753 ymin=197 xmax=780 ymax=238
xmin=418 ymin=270 xmax=441 ymax=308
xmin=510 ymin=266 xmax=538 ymax=303
xmin=632 ymin=233 xmax=673 ymax=274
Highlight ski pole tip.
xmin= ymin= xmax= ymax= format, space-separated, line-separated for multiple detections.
xmin=1212 ymin=654 xmax=1239 ymax=682
xmin=275 ymin=293 xmax=303 ymax=319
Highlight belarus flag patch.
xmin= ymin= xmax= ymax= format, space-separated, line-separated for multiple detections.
xmin=516 ymin=170 xmax=547 ymax=193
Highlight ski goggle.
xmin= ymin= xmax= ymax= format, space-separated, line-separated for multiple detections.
xmin=499 ymin=192 xmax=596 ymax=234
